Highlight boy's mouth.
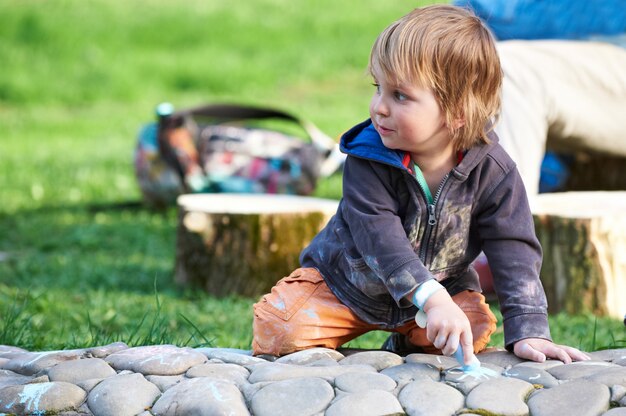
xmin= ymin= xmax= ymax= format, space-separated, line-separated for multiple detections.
xmin=375 ymin=122 xmax=394 ymax=136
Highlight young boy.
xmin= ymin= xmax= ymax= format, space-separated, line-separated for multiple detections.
xmin=252 ymin=4 xmax=589 ymax=365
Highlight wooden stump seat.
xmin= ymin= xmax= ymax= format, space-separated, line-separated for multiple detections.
xmin=532 ymin=191 xmax=626 ymax=319
xmin=175 ymin=193 xmax=338 ymax=297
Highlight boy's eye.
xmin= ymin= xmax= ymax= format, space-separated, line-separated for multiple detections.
xmin=372 ymin=83 xmax=381 ymax=93
xmin=394 ymin=91 xmax=407 ymax=101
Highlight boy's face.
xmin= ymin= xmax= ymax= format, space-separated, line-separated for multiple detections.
xmin=369 ymin=69 xmax=451 ymax=158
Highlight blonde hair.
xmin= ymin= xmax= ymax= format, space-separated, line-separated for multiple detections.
xmin=368 ymin=4 xmax=502 ymax=150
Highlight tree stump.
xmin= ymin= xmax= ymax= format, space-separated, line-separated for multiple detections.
xmin=175 ymin=193 xmax=338 ymax=298
xmin=532 ymin=191 xmax=626 ymax=318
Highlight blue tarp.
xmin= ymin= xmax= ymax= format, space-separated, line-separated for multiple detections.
xmin=453 ymin=0 xmax=626 ymax=40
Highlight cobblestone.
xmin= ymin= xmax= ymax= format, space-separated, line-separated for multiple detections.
xmin=0 ymin=343 xmax=625 ymax=415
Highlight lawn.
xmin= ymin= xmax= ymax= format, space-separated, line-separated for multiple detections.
xmin=0 ymin=0 xmax=623 ymax=352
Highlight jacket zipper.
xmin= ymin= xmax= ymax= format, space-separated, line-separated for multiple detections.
xmin=418 ymin=173 xmax=449 ymax=262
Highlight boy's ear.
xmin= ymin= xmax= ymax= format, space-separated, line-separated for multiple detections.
xmin=449 ymin=117 xmax=465 ymax=130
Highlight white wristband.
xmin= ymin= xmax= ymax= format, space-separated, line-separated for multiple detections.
xmin=412 ymin=279 xmax=445 ymax=309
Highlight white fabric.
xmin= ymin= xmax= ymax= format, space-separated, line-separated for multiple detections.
xmin=495 ymin=40 xmax=626 ymax=198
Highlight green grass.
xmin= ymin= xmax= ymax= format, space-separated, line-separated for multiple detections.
xmin=1 ymin=0 xmax=624 ymax=352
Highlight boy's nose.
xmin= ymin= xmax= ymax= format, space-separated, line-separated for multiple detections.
xmin=372 ymin=95 xmax=390 ymax=117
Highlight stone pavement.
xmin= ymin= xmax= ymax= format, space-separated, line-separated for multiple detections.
xmin=1 ymin=343 xmax=625 ymax=415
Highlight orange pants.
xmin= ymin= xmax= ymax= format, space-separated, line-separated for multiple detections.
xmin=252 ymin=268 xmax=497 ymax=356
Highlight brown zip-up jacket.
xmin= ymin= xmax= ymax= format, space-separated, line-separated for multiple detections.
xmin=300 ymin=120 xmax=551 ymax=350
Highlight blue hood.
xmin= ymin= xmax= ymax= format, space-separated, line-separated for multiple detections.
xmin=339 ymin=119 xmax=408 ymax=171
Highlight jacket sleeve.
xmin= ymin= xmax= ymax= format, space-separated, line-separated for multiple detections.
xmin=341 ymin=155 xmax=434 ymax=307
xmin=476 ymin=164 xmax=552 ymax=350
